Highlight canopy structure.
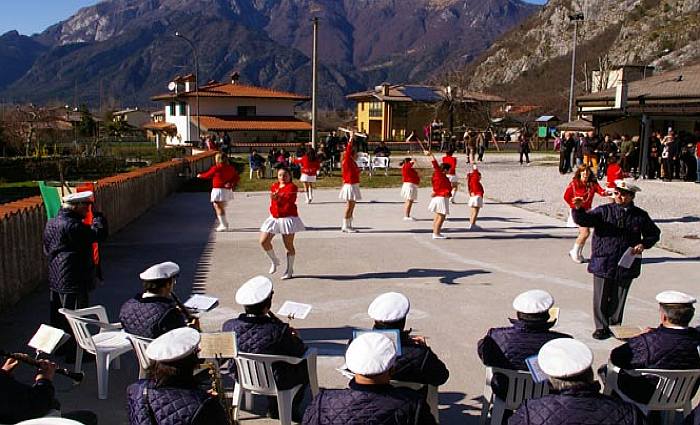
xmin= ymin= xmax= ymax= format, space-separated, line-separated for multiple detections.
xmin=557 ymin=119 xmax=594 ymax=131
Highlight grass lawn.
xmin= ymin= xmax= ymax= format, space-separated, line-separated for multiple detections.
xmin=0 ymin=181 xmax=40 ymax=204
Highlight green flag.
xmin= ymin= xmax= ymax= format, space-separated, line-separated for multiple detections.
xmin=37 ymin=181 xmax=63 ymax=219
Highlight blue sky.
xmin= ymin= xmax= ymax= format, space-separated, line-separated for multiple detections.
xmin=1 ymin=0 xmax=548 ymax=36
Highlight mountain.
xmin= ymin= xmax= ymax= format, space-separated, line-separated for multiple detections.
xmin=466 ymin=0 xmax=700 ymax=115
xmin=0 ymin=31 xmax=48 ymax=90
xmin=0 ymin=0 xmax=538 ymax=108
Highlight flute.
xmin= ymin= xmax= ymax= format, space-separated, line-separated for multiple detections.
xmin=171 ymin=293 xmax=200 ymax=328
xmin=0 ymin=350 xmax=84 ymax=383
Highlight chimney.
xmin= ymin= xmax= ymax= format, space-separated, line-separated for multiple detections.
xmin=382 ymin=83 xmax=390 ymax=96
xmin=231 ymin=72 xmax=240 ymax=84
xmin=615 ymin=80 xmax=628 ymax=109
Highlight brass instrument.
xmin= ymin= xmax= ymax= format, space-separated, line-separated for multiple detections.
xmin=205 ymin=358 xmax=234 ymax=424
xmin=0 ymin=350 xmax=84 ymax=383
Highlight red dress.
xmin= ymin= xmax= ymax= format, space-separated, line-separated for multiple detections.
xmin=606 ymin=163 xmax=627 ymax=188
xmin=441 ymin=155 xmax=457 ymax=175
xmin=467 ymin=170 xmax=484 ymax=196
xmin=270 ymin=182 xmax=299 ymax=218
xmin=431 ymin=160 xmax=452 ymax=197
xmin=199 ymin=163 xmax=240 ymax=188
xmin=402 ymin=162 xmax=420 ymax=184
xmin=342 ymin=140 xmax=360 ymax=184
xmin=294 ymin=156 xmax=321 ymax=176
xmin=563 ymin=179 xmax=606 ymax=210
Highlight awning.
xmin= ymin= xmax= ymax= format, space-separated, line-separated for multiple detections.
xmin=143 ymin=121 xmax=177 ymax=133
xmin=557 ymin=119 xmax=594 ymax=131
xmin=197 ymin=116 xmax=311 ymax=132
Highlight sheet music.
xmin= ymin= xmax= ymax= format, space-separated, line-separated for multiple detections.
xmin=184 ymin=294 xmax=219 ymax=312
xmin=28 ymin=325 xmax=69 ymax=354
xmin=618 ymin=247 xmax=641 ymax=269
xmin=352 ymin=329 xmax=402 ymax=356
xmin=610 ymin=326 xmax=645 ymax=340
xmin=199 ymin=332 xmax=236 ymax=359
xmin=277 ymin=301 xmax=312 ymax=320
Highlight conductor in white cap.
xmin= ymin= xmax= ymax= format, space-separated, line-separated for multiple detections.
xmin=572 ymin=178 xmax=660 ymax=340
xmin=127 ymin=328 xmax=229 ymax=424
xmin=43 ymin=190 xmax=108 ymax=361
xmin=222 ymin=276 xmax=308 ymax=420
xmin=119 ymin=261 xmax=193 ymax=339
xmin=302 ymin=332 xmax=436 ymax=424
xmin=366 ymin=292 xmax=449 ymax=387
xmin=604 ymin=291 xmax=700 ymax=403
xmin=479 ymin=290 xmax=571 ymax=399
xmin=509 ymin=339 xmax=642 ymax=425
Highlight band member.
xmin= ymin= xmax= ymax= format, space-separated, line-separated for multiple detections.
xmin=119 ymin=261 xmax=195 ymax=339
xmin=466 ymin=164 xmax=484 ymax=230
xmin=127 ymin=328 xmax=229 ymax=424
xmin=197 ymin=152 xmax=240 ymax=232
xmin=426 ymin=151 xmax=452 ymax=239
xmin=294 ymin=148 xmax=321 ymax=203
xmin=605 ymin=154 xmax=628 ymax=189
xmin=441 ymin=149 xmax=458 ymax=203
xmin=260 ymin=168 xmax=305 ymax=280
xmin=563 ymin=165 xmax=608 ymax=263
xmin=400 ymin=157 xmax=420 ymax=220
xmin=339 ymin=132 xmax=361 ymax=232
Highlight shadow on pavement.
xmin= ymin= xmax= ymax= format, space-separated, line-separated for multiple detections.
xmin=296 ymin=268 xmax=491 ymax=285
xmin=643 ymin=256 xmax=700 ymax=264
xmin=655 ymin=215 xmax=700 ymax=223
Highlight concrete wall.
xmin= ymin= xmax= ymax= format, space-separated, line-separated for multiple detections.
xmin=0 ymin=152 xmax=216 ymax=313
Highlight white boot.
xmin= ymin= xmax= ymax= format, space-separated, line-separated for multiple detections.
xmin=569 ymin=244 xmax=583 ymax=263
xmin=216 ymin=215 xmax=228 ymax=232
xmin=347 ymin=218 xmax=358 ymax=233
xmin=308 ymin=187 xmax=313 ymax=203
xmin=304 ymin=191 xmax=310 ymax=204
xmin=281 ymin=255 xmax=295 ymax=280
xmin=577 ymin=244 xmax=586 ymax=262
xmin=341 ymin=218 xmax=349 ymax=232
xmin=265 ymin=249 xmax=280 ymax=274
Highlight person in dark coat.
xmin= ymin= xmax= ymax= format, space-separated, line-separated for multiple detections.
xmin=365 ymin=292 xmax=449 ymax=387
xmin=303 ymin=332 xmax=436 ymax=425
xmin=119 ymin=261 xmax=191 ymax=339
xmin=606 ymin=290 xmax=700 ymax=403
xmin=518 ymin=134 xmax=531 ymax=165
xmin=509 ymin=339 xmax=643 ymax=425
xmin=479 ymin=290 xmax=571 ymax=399
xmin=221 ymin=276 xmax=308 ymax=420
xmin=559 ymin=132 xmax=576 ymax=173
xmin=572 ymin=179 xmax=661 ymax=340
xmin=43 ymin=191 xmax=108 ymax=361
xmin=127 ymin=328 xmax=229 ymax=425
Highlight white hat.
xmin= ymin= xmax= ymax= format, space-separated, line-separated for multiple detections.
xmin=538 ymin=339 xmax=593 ymax=379
xmin=512 ymin=290 xmax=554 ymax=314
xmin=614 ymin=179 xmax=641 ymax=193
xmin=62 ymin=191 xmax=94 ymax=203
xmin=656 ymin=290 xmax=696 ymax=305
xmin=368 ymin=292 xmax=410 ymax=322
xmin=146 ymin=327 xmax=200 ymax=362
xmin=235 ymin=276 xmax=273 ymax=306
xmin=345 ymin=332 xmax=396 ymax=375
xmin=139 ymin=261 xmax=180 ymax=281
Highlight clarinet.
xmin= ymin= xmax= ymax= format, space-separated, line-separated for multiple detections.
xmin=171 ymin=293 xmax=200 ymax=328
xmin=0 ymin=350 xmax=84 ymax=383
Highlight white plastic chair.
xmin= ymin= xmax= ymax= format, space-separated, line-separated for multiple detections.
xmin=601 ymin=363 xmax=700 ymax=424
xmin=479 ymin=367 xmax=549 ymax=425
xmin=232 ymin=348 xmax=319 ymax=425
xmin=371 ymin=156 xmax=390 ymax=176
xmin=355 ymin=154 xmax=370 ymax=173
xmin=391 ymin=380 xmax=440 ymax=423
xmin=59 ymin=306 xmax=133 ymax=400
xmin=125 ymin=334 xmax=153 ymax=379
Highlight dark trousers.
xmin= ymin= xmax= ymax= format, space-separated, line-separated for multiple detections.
xmin=49 ymin=291 xmax=89 ymax=359
xmin=593 ymin=276 xmax=632 ymax=330
xmin=519 ymin=152 xmax=530 ymax=164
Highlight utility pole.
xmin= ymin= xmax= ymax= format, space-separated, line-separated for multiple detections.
xmin=311 ymin=16 xmax=319 ymax=149
xmin=568 ymin=13 xmax=584 ymax=123
xmin=175 ymin=32 xmax=201 ymax=144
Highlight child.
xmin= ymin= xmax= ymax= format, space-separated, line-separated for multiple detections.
xmin=441 ymin=149 xmax=458 ymax=203
xmin=426 ymin=151 xmax=452 ymax=239
xmin=466 ymin=164 xmax=484 ymax=230
xmin=400 ymin=157 xmax=420 ymax=220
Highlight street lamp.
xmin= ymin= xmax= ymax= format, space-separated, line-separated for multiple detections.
xmin=567 ymin=12 xmax=584 ymax=123
xmin=174 ymin=32 xmax=201 ymax=144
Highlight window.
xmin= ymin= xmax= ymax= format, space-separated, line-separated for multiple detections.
xmin=238 ymin=106 xmax=256 ymax=117
xmin=169 ymin=103 xmax=176 ymax=116
xmin=369 ymin=102 xmax=382 ymax=118
xmin=178 ymin=103 xmax=187 ymax=116
xmin=360 ymin=102 xmax=365 ymax=111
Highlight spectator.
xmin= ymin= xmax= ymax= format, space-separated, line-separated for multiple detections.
xmin=581 ymin=130 xmax=601 ymax=173
xmin=374 ymin=141 xmax=391 ymax=158
xmin=518 ymin=134 xmax=531 ymax=165
xmin=696 ymin=129 xmax=700 ymax=183
xmin=249 ymin=149 xmax=266 ymax=179
xmin=560 ymin=132 xmax=576 ymax=174
xmin=646 ymin=133 xmax=661 ymax=179
xmin=661 ymin=129 xmax=679 ymax=181
xmin=619 ymin=134 xmax=634 ymax=172
xmin=477 ymin=132 xmax=487 ymax=162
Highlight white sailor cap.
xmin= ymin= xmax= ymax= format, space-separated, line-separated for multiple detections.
xmin=538 ymin=339 xmax=593 ymax=379
xmin=345 ymin=332 xmax=396 ymax=375
xmin=139 ymin=261 xmax=180 ymax=281
xmin=656 ymin=290 xmax=696 ymax=305
xmin=235 ymin=276 xmax=273 ymax=306
xmin=146 ymin=327 xmax=200 ymax=362
xmin=62 ymin=191 xmax=94 ymax=203
xmin=512 ymin=290 xmax=554 ymax=314
xmin=368 ymin=292 xmax=410 ymax=322
xmin=614 ymin=179 xmax=641 ymax=193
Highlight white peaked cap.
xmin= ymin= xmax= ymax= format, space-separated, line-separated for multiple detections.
xmin=345 ymin=332 xmax=396 ymax=375
xmin=512 ymin=290 xmax=554 ymax=314
xmin=139 ymin=261 xmax=180 ymax=281
xmin=538 ymin=339 xmax=593 ymax=378
xmin=235 ymin=275 xmax=273 ymax=306
xmin=146 ymin=327 xmax=200 ymax=362
xmin=656 ymin=290 xmax=696 ymax=305
xmin=615 ymin=179 xmax=641 ymax=193
xmin=368 ymin=292 xmax=410 ymax=322
xmin=62 ymin=191 xmax=94 ymax=203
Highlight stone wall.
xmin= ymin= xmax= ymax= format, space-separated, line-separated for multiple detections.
xmin=0 ymin=152 xmax=216 ymax=313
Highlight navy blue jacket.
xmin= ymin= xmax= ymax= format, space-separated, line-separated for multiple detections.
xmin=0 ymin=370 xmax=55 ymax=423
xmin=611 ymin=326 xmax=700 ymax=403
xmin=302 ymin=379 xmax=437 ymax=425
xmin=43 ymin=208 xmax=108 ymax=294
xmin=127 ymin=379 xmax=228 ymax=425
xmin=509 ymin=383 xmax=643 ymax=425
xmin=572 ymin=203 xmax=660 ymax=280
xmin=119 ymin=294 xmax=187 ymax=339
xmin=222 ymin=314 xmax=307 ymax=390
